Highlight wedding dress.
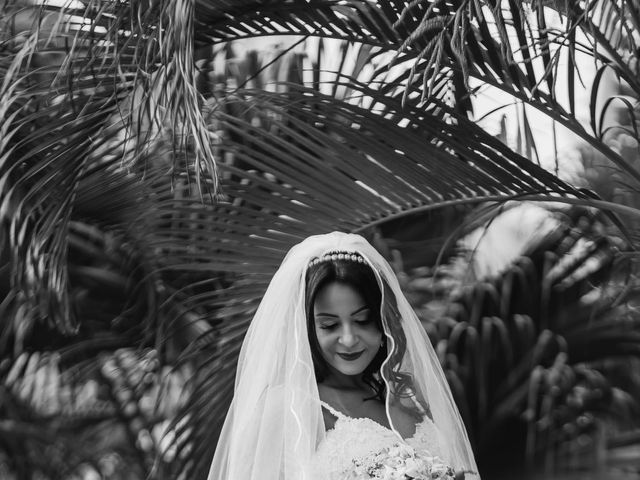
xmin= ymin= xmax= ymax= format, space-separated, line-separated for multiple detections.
xmin=312 ymin=401 xmax=448 ymax=479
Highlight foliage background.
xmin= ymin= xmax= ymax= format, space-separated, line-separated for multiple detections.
xmin=1 ymin=0 xmax=640 ymax=479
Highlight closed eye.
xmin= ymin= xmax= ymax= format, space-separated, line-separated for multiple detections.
xmin=318 ymin=322 xmax=337 ymax=330
xmin=353 ymin=309 xmax=372 ymax=324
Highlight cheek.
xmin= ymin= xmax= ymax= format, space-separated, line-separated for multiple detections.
xmin=360 ymin=327 xmax=383 ymax=346
xmin=315 ymin=328 xmax=334 ymax=354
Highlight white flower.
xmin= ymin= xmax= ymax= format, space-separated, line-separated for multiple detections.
xmin=344 ymin=443 xmax=456 ymax=480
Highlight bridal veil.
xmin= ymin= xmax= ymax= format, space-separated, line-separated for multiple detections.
xmin=207 ymin=232 xmax=479 ymax=479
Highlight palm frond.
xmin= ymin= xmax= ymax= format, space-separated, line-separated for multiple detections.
xmin=391 ymin=0 xmax=640 ymax=184
xmin=194 ymin=0 xmax=403 ymax=47
xmin=409 ymin=205 xmax=640 ymax=474
xmin=0 ymin=0 xmax=220 ymax=333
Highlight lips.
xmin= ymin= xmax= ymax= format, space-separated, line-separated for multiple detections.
xmin=337 ymin=350 xmax=364 ymax=361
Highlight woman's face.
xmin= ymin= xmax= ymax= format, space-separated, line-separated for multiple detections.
xmin=313 ymin=281 xmax=383 ymax=379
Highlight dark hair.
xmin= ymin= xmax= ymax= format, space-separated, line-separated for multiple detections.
xmin=305 ymin=256 xmax=388 ymax=401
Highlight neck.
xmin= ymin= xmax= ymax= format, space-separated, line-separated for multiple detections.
xmin=322 ymin=367 xmax=367 ymax=391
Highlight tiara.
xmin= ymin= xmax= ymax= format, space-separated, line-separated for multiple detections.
xmin=308 ymin=251 xmax=366 ymax=267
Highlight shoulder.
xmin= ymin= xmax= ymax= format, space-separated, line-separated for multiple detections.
xmin=317 ymin=383 xmax=341 ymax=431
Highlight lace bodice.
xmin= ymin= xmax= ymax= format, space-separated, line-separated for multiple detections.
xmin=311 ymin=401 xmax=447 ymax=480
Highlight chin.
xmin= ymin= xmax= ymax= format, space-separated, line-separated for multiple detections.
xmin=333 ymin=360 xmax=370 ymax=377
xmin=336 ymin=367 xmax=366 ymax=376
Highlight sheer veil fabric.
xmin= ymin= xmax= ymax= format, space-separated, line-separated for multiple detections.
xmin=207 ymin=232 xmax=479 ymax=479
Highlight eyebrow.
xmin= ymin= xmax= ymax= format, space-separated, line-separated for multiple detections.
xmin=314 ymin=305 xmax=370 ymax=318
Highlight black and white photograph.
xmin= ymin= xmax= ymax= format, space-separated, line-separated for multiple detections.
xmin=1 ymin=1 xmax=639 ymax=479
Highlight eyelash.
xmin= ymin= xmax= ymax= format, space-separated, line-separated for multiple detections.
xmin=318 ymin=318 xmax=372 ymax=330
xmin=319 ymin=324 xmax=337 ymax=330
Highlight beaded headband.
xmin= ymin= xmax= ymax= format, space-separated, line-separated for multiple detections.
xmin=308 ymin=251 xmax=366 ymax=268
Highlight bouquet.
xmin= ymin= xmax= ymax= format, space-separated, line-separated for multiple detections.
xmin=342 ymin=443 xmax=457 ymax=480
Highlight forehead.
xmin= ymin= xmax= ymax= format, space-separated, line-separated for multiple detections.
xmin=313 ymin=282 xmax=365 ymax=311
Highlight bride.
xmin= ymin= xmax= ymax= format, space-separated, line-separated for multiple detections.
xmin=208 ymin=232 xmax=479 ymax=479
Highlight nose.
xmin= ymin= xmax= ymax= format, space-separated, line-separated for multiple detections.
xmin=338 ymin=325 xmax=358 ymax=348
